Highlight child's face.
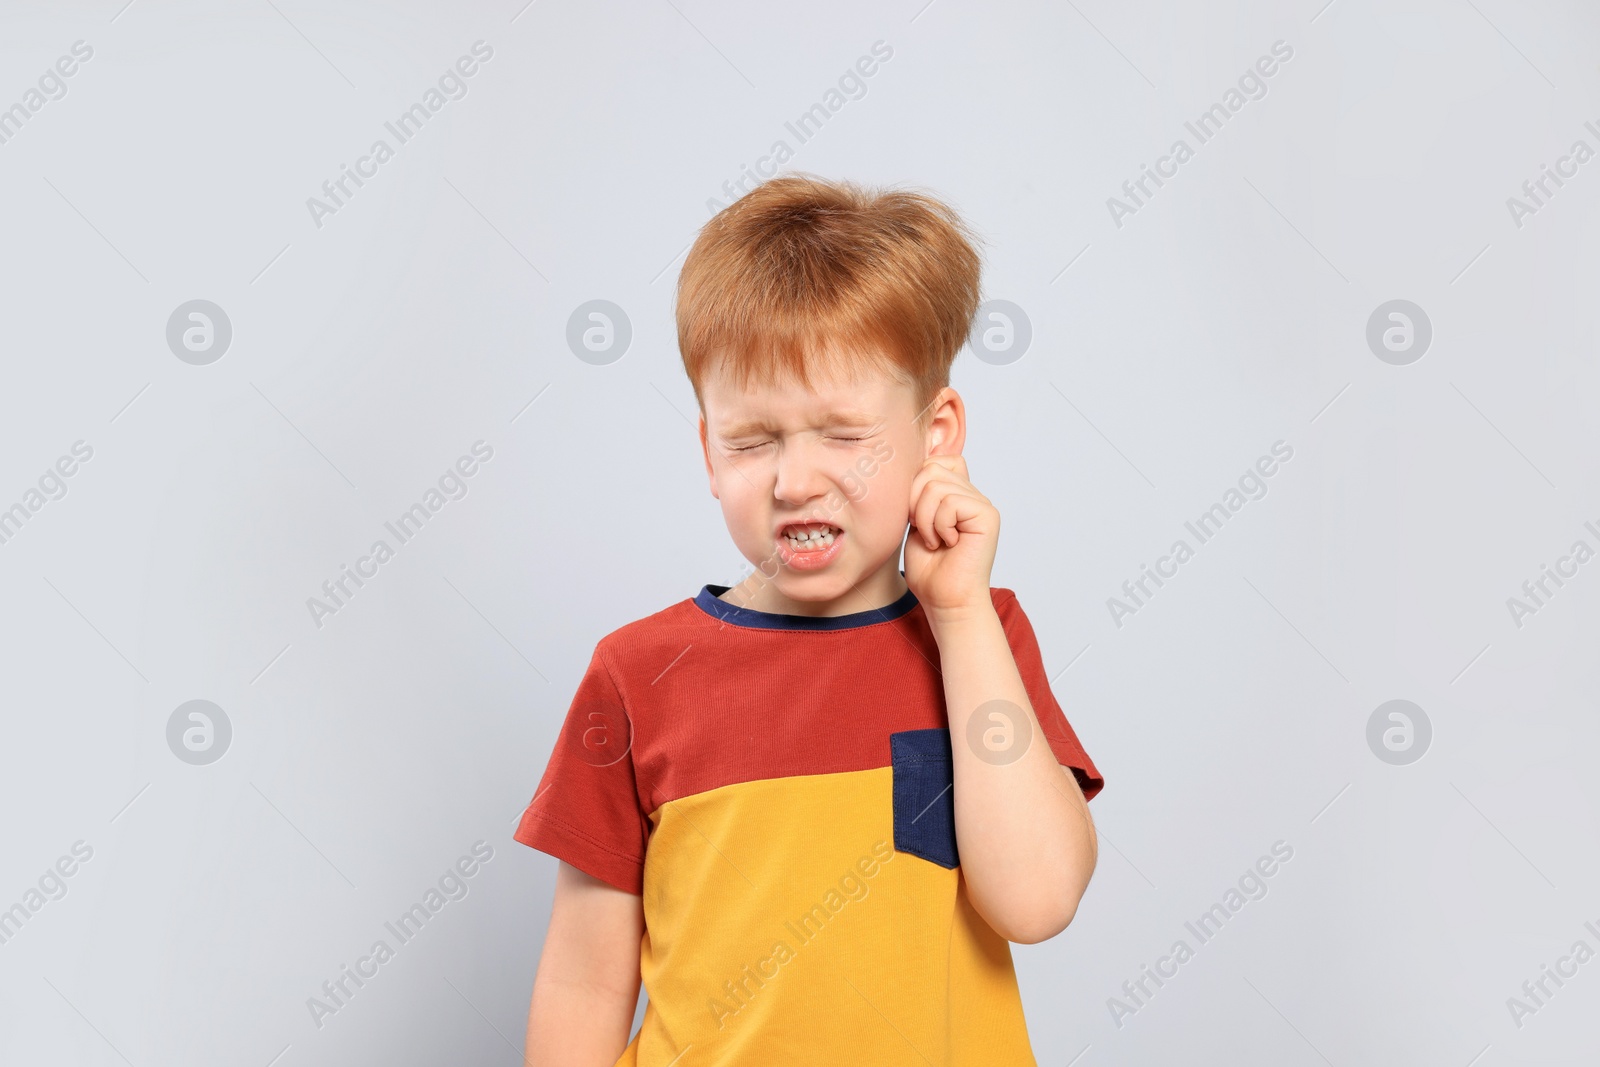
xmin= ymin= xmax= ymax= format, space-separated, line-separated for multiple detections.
xmin=698 ymin=359 xmax=953 ymax=610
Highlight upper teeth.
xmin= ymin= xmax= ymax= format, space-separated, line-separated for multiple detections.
xmin=786 ymin=524 xmax=837 ymax=542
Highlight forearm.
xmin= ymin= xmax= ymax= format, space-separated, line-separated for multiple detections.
xmin=525 ymin=861 xmax=645 ymax=1066
xmin=526 ymin=968 xmax=638 ymax=1066
xmin=930 ymin=604 xmax=1097 ymax=943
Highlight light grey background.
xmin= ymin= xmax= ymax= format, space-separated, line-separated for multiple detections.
xmin=1 ymin=0 xmax=1596 ymax=1064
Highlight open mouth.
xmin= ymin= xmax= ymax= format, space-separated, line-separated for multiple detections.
xmin=779 ymin=521 xmax=841 ymax=552
xmin=776 ymin=522 xmax=844 ymax=567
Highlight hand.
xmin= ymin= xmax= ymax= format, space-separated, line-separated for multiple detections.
xmin=903 ymin=454 xmax=999 ymax=620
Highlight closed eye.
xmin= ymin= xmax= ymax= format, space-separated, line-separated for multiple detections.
xmin=725 ymin=434 xmax=867 ymax=451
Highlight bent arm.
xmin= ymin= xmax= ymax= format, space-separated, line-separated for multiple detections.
xmin=931 ymin=605 xmax=1098 ymax=944
xmin=525 ymin=861 xmax=645 ymax=1066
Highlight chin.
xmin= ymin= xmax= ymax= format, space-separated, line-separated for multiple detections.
xmin=762 ymin=567 xmax=841 ymax=597
xmin=785 ymin=559 xmax=883 ymax=594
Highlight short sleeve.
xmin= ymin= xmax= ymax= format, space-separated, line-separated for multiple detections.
xmin=995 ymin=590 xmax=1105 ymax=801
xmin=513 ymin=644 xmax=649 ymax=894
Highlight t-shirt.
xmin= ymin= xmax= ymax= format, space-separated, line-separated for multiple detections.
xmin=514 ymin=582 xmax=1104 ymax=1066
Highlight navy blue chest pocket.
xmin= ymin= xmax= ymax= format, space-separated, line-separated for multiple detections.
xmin=891 ymin=728 xmax=959 ymax=868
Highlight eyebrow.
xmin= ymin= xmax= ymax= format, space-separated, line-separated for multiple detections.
xmin=716 ymin=411 xmax=882 ymax=438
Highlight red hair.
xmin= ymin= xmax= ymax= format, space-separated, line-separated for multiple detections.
xmin=676 ymin=173 xmax=983 ymax=424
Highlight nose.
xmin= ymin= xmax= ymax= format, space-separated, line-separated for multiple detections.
xmin=772 ymin=436 xmax=831 ymax=506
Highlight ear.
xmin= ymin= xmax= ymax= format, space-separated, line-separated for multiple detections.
xmin=698 ymin=413 xmax=721 ymax=500
xmin=923 ymin=387 xmax=966 ymax=458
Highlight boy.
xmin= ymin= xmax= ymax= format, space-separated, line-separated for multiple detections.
xmin=517 ymin=174 xmax=1104 ymax=1065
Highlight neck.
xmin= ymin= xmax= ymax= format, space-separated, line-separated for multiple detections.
xmin=719 ymin=557 xmax=909 ymax=617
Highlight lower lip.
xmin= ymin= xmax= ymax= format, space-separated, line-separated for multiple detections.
xmin=776 ymin=530 xmax=844 ymax=571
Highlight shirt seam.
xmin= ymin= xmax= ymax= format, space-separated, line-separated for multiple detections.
xmin=590 ymin=643 xmax=653 ymax=821
xmin=521 ymin=810 xmax=645 ymax=867
xmin=691 ymin=589 xmax=921 ymax=632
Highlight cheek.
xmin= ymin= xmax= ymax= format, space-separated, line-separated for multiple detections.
xmin=716 ymin=477 xmax=769 ymax=532
xmin=848 ymin=472 xmax=913 ymax=533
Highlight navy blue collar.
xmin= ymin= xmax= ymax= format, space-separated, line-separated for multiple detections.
xmin=693 ymin=579 xmax=919 ymax=631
